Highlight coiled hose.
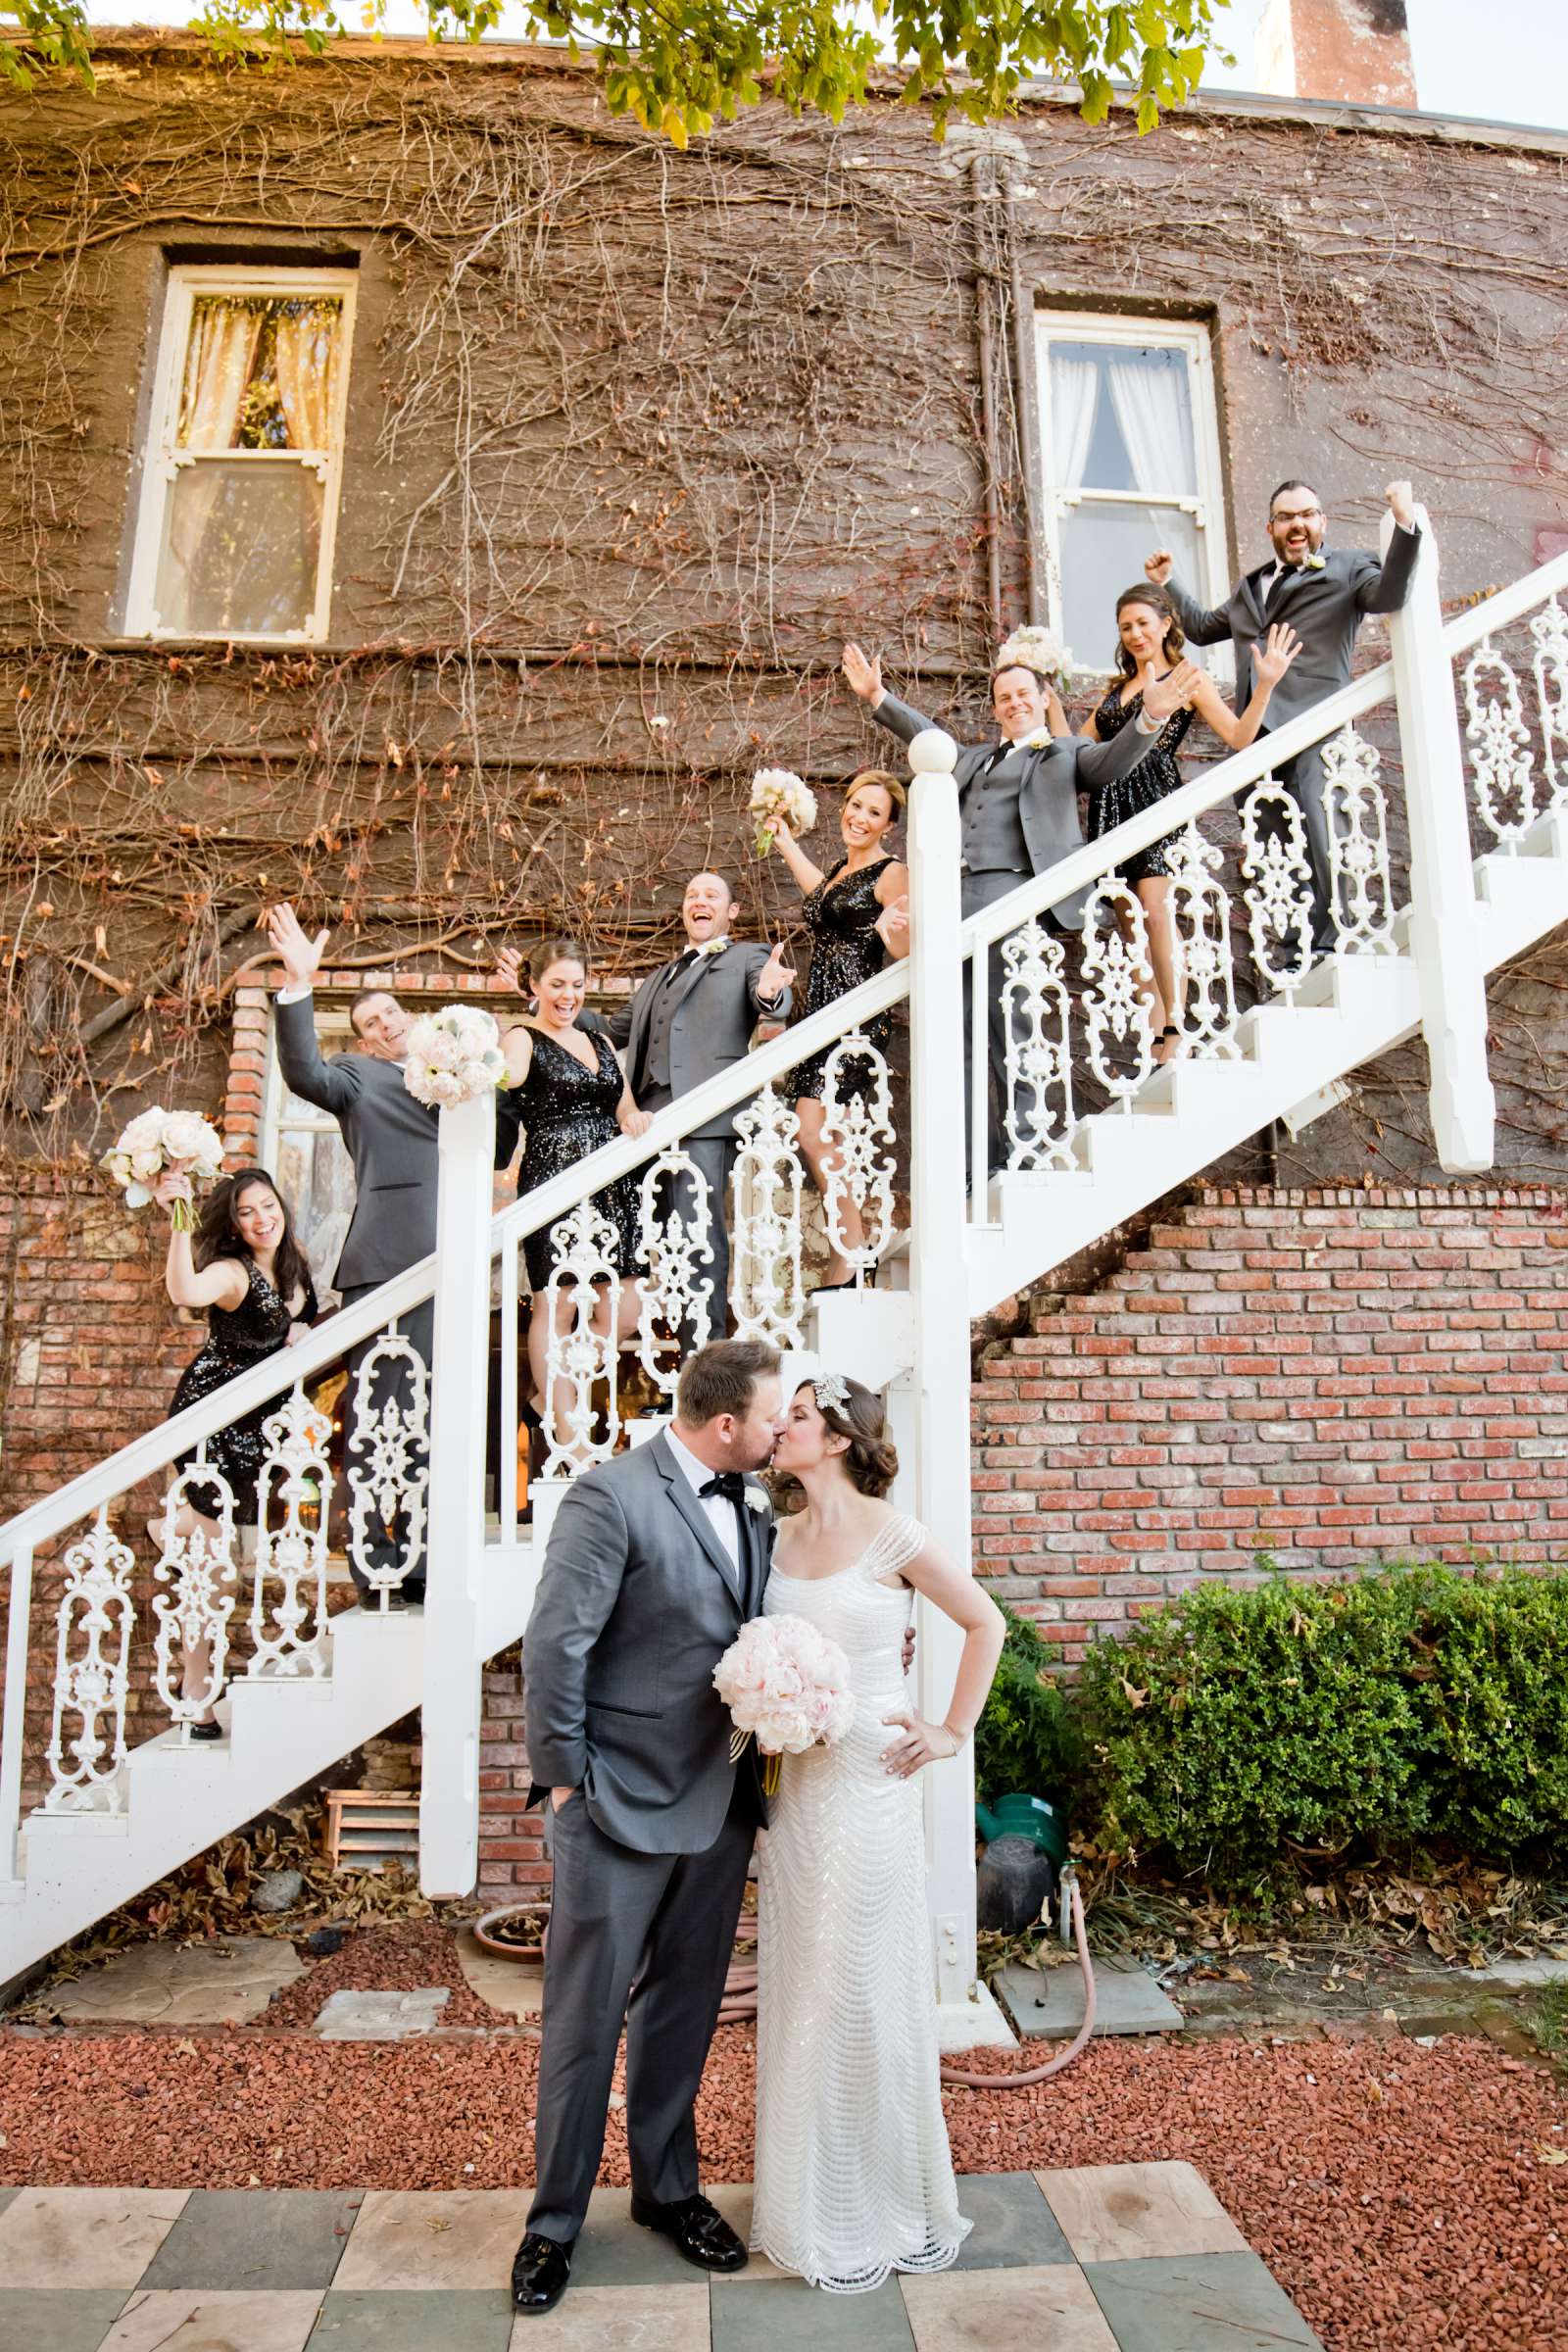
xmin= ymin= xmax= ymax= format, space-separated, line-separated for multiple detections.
xmin=476 ymin=1871 xmax=1097 ymax=2083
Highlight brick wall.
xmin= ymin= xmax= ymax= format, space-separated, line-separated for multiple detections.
xmin=973 ymin=1185 xmax=1568 ymax=1663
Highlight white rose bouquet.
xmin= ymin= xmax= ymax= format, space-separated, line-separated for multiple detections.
xmin=749 ymin=767 xmax=817 ymax=856
xmin=712 ymin=1612 xmax=855 ymax=1795
xmin=101 ymin=1105 xmax=225 ymax=1230
xmin=996 ymin=622 xmax=1066 ymax=683
xmin=404 ymin=1004 xmax=508 ymax=1110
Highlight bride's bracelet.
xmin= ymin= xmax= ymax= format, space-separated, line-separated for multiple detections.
xmin=940 ymin=1724 xmax=965 ymax=1758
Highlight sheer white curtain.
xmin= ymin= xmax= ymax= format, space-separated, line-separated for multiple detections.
xmin=1047 ymin=353 xmax=1099 ymax=492
xmin=176 ymin=298 xmax=263 ymax=451
xmin=274 ymin=302 xmax=342 ymax=452
xmin=1107 ymin=356 xmax=1191 ymax=495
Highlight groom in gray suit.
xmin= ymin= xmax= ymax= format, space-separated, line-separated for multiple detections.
xmin=842 ymin=640 xmax=1195 ymax=1170
xmin=264 ymin=904 xmax=519 ymax=1601
xmin=604 ymin=873 xmax=795 ymax=1334
xmin=511 ymin=1338 xmax=788 ymax=2316
xmin=1149 ymin=477 xmax=1421 ymax=951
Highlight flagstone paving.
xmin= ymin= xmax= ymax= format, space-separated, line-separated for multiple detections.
xmin=0 ymin=2166 xmax=1323 ymax=2350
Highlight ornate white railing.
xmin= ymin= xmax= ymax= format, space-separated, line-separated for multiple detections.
xmin=1 ymin=518 xmax=1566 ymax=2000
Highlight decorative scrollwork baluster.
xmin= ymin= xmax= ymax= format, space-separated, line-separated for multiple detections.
xmin=1463 ymin=637 xmax=1536 ymax=848
xmin=345 ymin=1325 xmax=430 ymax=1605
xmin=1168 ymin=824 xmax=1238 ymax=1058
xmin=249 ymin=1385 xmax=334 ymax=1679
xmin=46 ymin=1508 xmax=135 ymax=1813
xmin=541 ymin=1201 xmax=622 ymax=1476
xmin=819 ymin=1031 xmax=897 ymax=1285
xmin=1240 ymin=779 xmax=1314 ymax=1003
xmin=1001 ymin=920 xmax=1077 ymax=1169
xmin=635 ymin=1150 xmax=715 ymax=1398
xmin=1081 ymin=879 xmax=1156 ymax=1106
xmin=1529 ymin=596 xmax=1568 ymax=812
xmin=731 ymin=1084 xmax=807 ymax=1347
xmin=1324 ymin=725 xmax=1396 ymax=954
xmin=152 ymin=1451 xmax=238 ymax=1736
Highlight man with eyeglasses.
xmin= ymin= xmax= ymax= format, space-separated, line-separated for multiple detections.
xmin=1147 ymin=478 xmax=1421 ymax=955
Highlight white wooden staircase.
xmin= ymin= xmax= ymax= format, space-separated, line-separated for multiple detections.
xmin=2 ymin=519 xmax=1566 ymax=2020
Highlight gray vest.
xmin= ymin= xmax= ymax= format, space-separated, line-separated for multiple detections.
xmin=960 ymin=746 xmax=1032 ymax=873
xmin=641 ymin=954 xmax=696 ymax=1091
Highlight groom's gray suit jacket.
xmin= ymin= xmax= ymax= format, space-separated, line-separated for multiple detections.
xmin=524 ymin=1431 xmax=772 ymax=1853
xmin=870 ymin=688 xmax=1158 ymax=929
xmin=1164 ymin=525 xmax=1421 ymax=721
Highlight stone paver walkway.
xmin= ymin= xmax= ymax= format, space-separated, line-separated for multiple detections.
xmin=0 ymin=2164 xmax=1323 ymax=2349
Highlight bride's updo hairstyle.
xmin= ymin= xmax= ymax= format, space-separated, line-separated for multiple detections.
xmin=805 ymin=1376 xmax=900 ymax=1498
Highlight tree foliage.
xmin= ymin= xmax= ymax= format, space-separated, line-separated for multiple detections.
xmin=3 ymin=0 xmax=1224 ymax=143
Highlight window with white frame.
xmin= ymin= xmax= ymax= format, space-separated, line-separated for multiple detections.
xmin=1034 ymin=315 xmax=1230 ymax=675
xmin=126 ymin=265 xmax=356 ymax=642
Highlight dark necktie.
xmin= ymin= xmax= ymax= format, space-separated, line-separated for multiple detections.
xmin=1262 ymin=564 xmax=1298 ymax=620
xmin=699 ymin=1471 xmax=747 ymax=1504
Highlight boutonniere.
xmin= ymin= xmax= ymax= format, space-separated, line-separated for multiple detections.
xmin=1018 ymin=726 xmax=1055 ymax=752
xmin=696 ymin=935 xmax=730 ymax=959
xmin=743 ymin=1483 xmax=770 ymax=1516
xmin=1302 ymin=553 xmax=1327 ymax=571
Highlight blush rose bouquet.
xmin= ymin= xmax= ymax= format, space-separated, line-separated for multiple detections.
xmin=748 ymin=767 xmax=818 ymax=856
xmin=101 ymin=1105 xmax=225 ymax=1230
xmin=713 ymin=1612 xmax=855 ymax=1794
xmin=404 ymin=1004 xmax=507 ymax=1109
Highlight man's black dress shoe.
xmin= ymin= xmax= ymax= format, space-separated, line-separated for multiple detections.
xmin=511 ymin=2231 xmax=572 ymax=2313
xmin=630 ymin=2192 xmax=748 ymax=2272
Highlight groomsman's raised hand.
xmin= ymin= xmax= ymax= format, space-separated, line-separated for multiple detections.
xmin=1140 ymin=660 xmax=1201 ymax=722
xmin=757 ymin=939 xmax=798 ymax=1004
xmin=265 ymin=902 xmax=329 ymax=992
xmin=1386 ymin=479 xmax=1416 ymax=530
xmin=841 ymin=642 xmax=884 ymax=706
xmin=1144 ymin=549 xmax=1174 ymax=587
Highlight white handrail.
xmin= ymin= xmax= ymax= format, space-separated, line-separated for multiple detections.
xmin=1442 ymin=548 xmax=1568 ymax=657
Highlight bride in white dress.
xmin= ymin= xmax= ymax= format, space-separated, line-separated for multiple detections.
xmin=752 ymin=1373 xmax=1005 ymax=2293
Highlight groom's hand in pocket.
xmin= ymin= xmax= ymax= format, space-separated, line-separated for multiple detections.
xmin=550 ymin=1786 xmax=577 ymax=1812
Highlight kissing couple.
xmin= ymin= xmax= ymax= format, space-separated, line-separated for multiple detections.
xmin=513 ymin=1337 xmax=1005 ymax=2307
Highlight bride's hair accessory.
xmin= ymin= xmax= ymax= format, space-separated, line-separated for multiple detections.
xmin=813 ymin=1372 xmax=851 ymax=1414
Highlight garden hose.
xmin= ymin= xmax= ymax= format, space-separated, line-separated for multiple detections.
xmin=474 ymin=1868 xmax=1098 ymax=2082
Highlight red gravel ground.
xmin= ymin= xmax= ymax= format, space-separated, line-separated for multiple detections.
xmin=4 ymin=2022 xmax=1564 ymax=2350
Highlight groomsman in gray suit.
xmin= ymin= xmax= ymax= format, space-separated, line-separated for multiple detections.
xmin=511 ymin=1338 xmax=787 ymax=2316
xmin=1149 ymin=477 xmax=1421 ymax=952
xmin=842 ymin=640 xmax=1195 ymax=1171
xmin=265 ymin=904 xmax=519 ymax=1602
xmin=603 ymin=873 xmax=795 ymax=1334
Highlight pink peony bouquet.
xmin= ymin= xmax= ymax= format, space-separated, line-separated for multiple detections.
xmin=101 ymin=1106 xmax=225 ymax=1231
xmin=404 ymin=1004 xmax=507 ymax=1109
xmin=713 ymin=1613 xmax=855 ymax=1791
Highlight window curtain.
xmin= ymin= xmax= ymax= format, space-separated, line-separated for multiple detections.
xmin=1048 ymin=352 xmax=1099 ymax=493
xmin=1106 ymin=356 xmax=1192 ymax=496
xmin=176 ymin=299 xmax=264 ymax=451
xmin=167 ymin=300 xmax=265 ymax=601
xmin=273 ymin=303 xmax=342 ymax=453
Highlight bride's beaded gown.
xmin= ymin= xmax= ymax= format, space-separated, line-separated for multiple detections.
xmin=752 ymin=1511 xmax=971 ymax=2292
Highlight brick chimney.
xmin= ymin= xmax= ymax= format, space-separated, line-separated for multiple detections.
xmin=1255 ymin=0 xmax=1418 ymax=109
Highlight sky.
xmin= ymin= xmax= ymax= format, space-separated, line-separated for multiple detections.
xmin=81 ymin=0 xmax=1568 ymax=136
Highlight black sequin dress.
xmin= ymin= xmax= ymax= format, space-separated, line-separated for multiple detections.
xmin=503 ymin=1024 xmax=639 ymax=1293
xmin=169 ymin=1257 xmax=318 ymax=1521
xmin=791 ymin=858 xmax=896 ymax=1104
xmin=1087 ymin=682 xmax=1196 ymax=886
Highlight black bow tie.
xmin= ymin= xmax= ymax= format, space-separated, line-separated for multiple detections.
xmin=699 ymin=1472 xmax=748 ymax=1505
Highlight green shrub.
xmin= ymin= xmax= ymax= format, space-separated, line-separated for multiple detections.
xmin=1075 ymin=1562 xmax=1568 ymax=1886
xmin=974 ymin=1603 xmax=1084 ymax=1803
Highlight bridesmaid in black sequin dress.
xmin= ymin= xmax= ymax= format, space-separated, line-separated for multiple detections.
xmin=1083 ymin=585 xmax=1300 ymax=1063
xmin=151 ymin=1164 xmax=318 ymax=1736
xmin=500 ymin=937 xmax=651 ymax=1460
xmin=765 ymin=769 xmax=908 ymax=1289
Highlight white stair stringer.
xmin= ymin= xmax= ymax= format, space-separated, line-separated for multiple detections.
xmin=0 ymin=1550 xmax=540 ymax=1984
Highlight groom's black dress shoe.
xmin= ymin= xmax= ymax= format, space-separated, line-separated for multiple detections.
xmin=511 ymin=2232 xmax=572 ymax=2313
xmin=630 ymin=2192 xmax=749 ymax=2273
